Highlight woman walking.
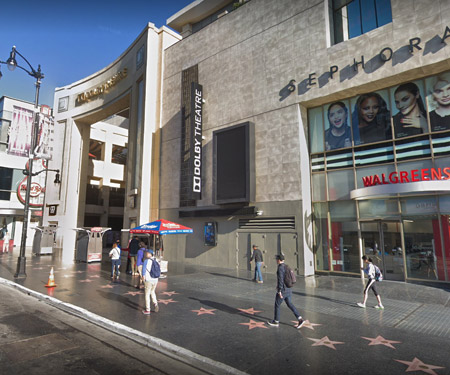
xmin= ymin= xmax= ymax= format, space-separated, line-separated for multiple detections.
xmin=357 ymin=255 xmax=384 ymax=309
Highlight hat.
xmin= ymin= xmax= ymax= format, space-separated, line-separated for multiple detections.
xmin=148 ymin=249 xmax=154 ymax=255
xmin=252 ymin=244 xmax=258 ymax=248
xmin=275 ymin=254 xmax=285 ymax=261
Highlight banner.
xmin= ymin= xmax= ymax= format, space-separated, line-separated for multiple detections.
xmin=8 ymin=106 xmax=34 ymax=157
xmin=34 ymin=112 xmax=54 ymax=160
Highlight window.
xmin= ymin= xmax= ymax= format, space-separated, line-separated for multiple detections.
xmin=89 ymin=140 xmax=103 ymax=160
xmin=0 ymin=167 xmax=13 ymax=200
xmin=332 ymin=0 xmax=392 ymax=45
xmin=111 ymin=144 xmax=127 ymax=165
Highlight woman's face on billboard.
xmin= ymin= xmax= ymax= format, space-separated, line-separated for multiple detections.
xmin=360 ymin=97 xmax=380 ymax=124
xmin=328 ymin=104 xmax=346 ymax=129
xmin=395 ymin=90 xmax=418 ymax=116
xmin=432 ymin=80 xmax=450 ymax=107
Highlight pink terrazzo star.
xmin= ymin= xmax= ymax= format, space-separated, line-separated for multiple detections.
xmin=239 ymin=319 xmax=268 ymax=330
xmin=33 ymin=267 xmax=44 ymax=270
xmin=123 ymin=291 xmax=143 ymax=296
xmin=100 ymin=284 xmax=115 ymax=289
xmin=238 ymin=307 xmax=262 ymax=315
xmin=79 ymin=279 xmax=93 ymax=283
xmin=63 ymin=275 xmax=75 ymax=278
xmin=160 ymin=291 xmax=179 ymax=296
xmin=71 ymin=271 xmax=84 ymax=274
xmin=291 ymin=319 xmax=322 ymax=330
xmin=89 ymin=275 xmax=100 ymax=278
xmin=192 ymin=307 xmax=216 ymax=315
xmin=308 ymin=336 xmax=344 ymax=350
xmin=362 ymin=335 xmax=401 ymax=349
xmin=157 ymin=298 xmax=178 ymax=305
xmin=395 ymin=357 xmax=444 ymax=375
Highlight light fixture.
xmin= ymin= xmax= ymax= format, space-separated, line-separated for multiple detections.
xmin=6 ymin=47 xmax=17 ymax=71
xmin=54 ymin=171 xmax=61 ymax=184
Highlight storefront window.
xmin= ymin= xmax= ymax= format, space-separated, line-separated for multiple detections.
xmin=355 ymin=163 xmax=395 ymax=189
xmin=329 ymin=201 xmax=359 ymax=273
xmin=312 ymin=173 xmax=327 ymax=201
xmin=327 ymin=169 xmax=354 ymax=200
xmin=358 ymin=199 xmax=399 ymax=219
xmin=313 ymin=203 xmax=330 ymax=271
xmin=309 ymin=107 xmax=324 ymax=153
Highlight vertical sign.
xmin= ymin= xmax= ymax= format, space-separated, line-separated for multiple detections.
xmin=189 ymin=82 xmax=203 ymax=200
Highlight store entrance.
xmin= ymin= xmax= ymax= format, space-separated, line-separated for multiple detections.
xmin=360 ymin=221 xmax=404 ymax=281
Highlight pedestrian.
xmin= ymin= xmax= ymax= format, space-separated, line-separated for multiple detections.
xmin=2 ymin=230 xmax=10 ymax=253
xmin=357 ymin=255 xmax=384 ymax=309
xmin=250 ymin=244 xmax=264 ymax=283
xmin=115 ymin=240 xmax=122 ymax=274
xmin=142 ymin=250 xmax=160 ymax=315
xmin=268 ymin=254 xmax=305 ymax=329
xmin=129 ymin=236 xmax=140 ymax=275
xmin=135 ymin=242 xmax=148 ymax=289
xmin=109 ymin=242 xmax=121 ymax=280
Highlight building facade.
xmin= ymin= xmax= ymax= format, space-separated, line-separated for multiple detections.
xmin=44 ymin=0 xmax=450 ymax=284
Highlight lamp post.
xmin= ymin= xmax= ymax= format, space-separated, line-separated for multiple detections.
xmin=1 ymin=46 xmax=44 ymax=278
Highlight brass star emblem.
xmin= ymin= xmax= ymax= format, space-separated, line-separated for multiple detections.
xmin=192 ymin=307 xmax=216 ymax=315
xmin=239 ymin=319 xmax=268 ymax=330
xmin=362 ymin=335 xmax=401 ymax=349
xmin=158 ymin=298 xmax=178 ymax=305
xmin=395 ymin=357 xmax=444 ymax=375
xmin=238 ymin=307 xmax=262 ymax=315
xmin=291 ymin=319 xmax=322 ymax=330
xmin=308 ymin=336 xmax=344 ymax=350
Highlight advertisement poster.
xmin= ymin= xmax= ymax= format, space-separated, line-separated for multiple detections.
xmin=8 ymin=106 xmax=34 ymax=157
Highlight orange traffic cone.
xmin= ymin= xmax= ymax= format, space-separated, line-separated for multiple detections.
xmin=45 ymin=267 xmax=57 ymax=288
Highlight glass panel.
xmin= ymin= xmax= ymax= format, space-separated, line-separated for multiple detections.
xmin=324 ymin=101 xmax=352 ymax=151
xmin=111 ymin=144 xmax=127 ymax=165
xmin=354 ymin=143 xmax=394 ymax=166
xmin=313 ymin=203 xmax=330 ymax=271
xmin=432 ymin=214 xmax=450 ymax=282
xmin=0 ymin=167 xmax=13 ymax=200
xmin=330 ymin=201 xmax=359 ymax=272
xmin=400 ymin=196 xmax=437 ymax=216
xmin=432 ymin=134 xmax=450 ymax=157
xmin=355 ymin=163 xmax=396 ymax=189
xmin=395 ymin=136 xmax=431 ymax=161
xmin=89 ymin=140 xmax=103 ymax=160
xmin=309 ymin=107 xmax=324 ymax=153
xmin=311 ymin=154 xmax=325 ymax=172
xmin=347 ymin=0 xmax=362 ymax=39
xmin=325 ymin=149 xmax=353 ymax=169
xmin=360 ymin=222 xmax=382 ymax=265
xmin=351 ymin=90 xmax=392 ymax=146
xmin=375 ymin=0 xmax=392 ymax=27
xmin=438 ymin=195 xmax=450 ymax=213
xmin=359 ymin=199 xmax=399 ymax=219
xmin=361 ymin=0 xmax=377 ymax=34
xmin=11 ymin=169 xmax=23 ymax=192
xmin=403 ymin=217 xmax=439 ymax=281
xmin=0 ymin=119 xmax=11 ymax=153
xmin=390 ymin=81 xmax=429 ymax=139
xmin=328 ymin=169 xmax=354 ymax=200
xmin=380 ymin=221 xmax=404 ymax=281
xmin=397 ymin=159 xmax=434 ymax=185
xmin=425 ymin=72 xmax=450 ymax=132
xmin=312 ymin=173 xmax=327 ymax=201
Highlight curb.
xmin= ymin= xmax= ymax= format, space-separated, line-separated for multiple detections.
xmin=0 ymin=277 xmax=248 ymax=375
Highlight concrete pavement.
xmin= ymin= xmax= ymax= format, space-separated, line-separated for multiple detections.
xmin=0 ymin=247 xmax=449 ymax=375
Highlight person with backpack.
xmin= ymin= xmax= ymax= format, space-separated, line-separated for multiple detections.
xmin=267 ymin=254 xmax=305 ymax=329
xmin=357 ymin=255 xmax=384 ymax=309
xmin=142 ymin=249 xmax=160 ymax=315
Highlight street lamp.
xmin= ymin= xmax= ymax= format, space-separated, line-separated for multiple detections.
xmin=0 ymin=46 xmax=44 ymax=278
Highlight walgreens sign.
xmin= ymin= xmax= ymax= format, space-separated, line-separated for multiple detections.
xmin=362 ymin=168 xmax=450 ymax=187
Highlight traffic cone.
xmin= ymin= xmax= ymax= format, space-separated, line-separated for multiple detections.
xmin=45 ymin=267 xmax=57 ymax=288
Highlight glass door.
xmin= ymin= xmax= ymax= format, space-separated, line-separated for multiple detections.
xmin=360 ymin=221 xmax=404 ymax=281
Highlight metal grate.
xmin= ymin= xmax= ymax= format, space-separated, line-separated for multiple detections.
xmin=239 ymin=217 xmax=295 ymax=230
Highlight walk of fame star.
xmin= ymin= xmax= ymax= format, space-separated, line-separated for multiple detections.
xmin=192 ymin=307 xmax=216 ymax=315
xmin=33 ymin=267 xmax=44 ymax=270
xmin=395 ymin=357 xmax=444 ymax=375
xmin=291 ymin=320 xmax=321 ymax=330
xmin=100 ymin=284 xmax=115 ymax=288
xmin=63 ymin=275 xmax=75 ymax=278
xmin=79 ymin=279 xmax=93 ymax=283
xmin=71 ymin=271 xmax=84 ymax=274
xmin=123 ymin=291 xmax=143 ymax=296
xmin=89 ymin=275 xmax=100 ymax=278
xmin=161 ymin=291 xmax=179 ymax=296
xmin=158 ymin=298 xmax=177 ymax=305
xmin=362 ymin=335 xmax=401 ymax=349
xmin=239 ymin=319 xmax=268 ymax=330
xmin=238 ymin=307 xmax=262 ymax=315
xmin=308 ymin=336 xmax=344 ymax=350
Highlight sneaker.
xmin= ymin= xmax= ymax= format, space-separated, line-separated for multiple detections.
xmin=357 ymin=303 xmax=366 ymax=308
xmin=296 ymin=318 xmax=305 ymax=329
xmin=267 ymin=320 xmax=279 ymax=327
xmin=257 ymin=280 xmax=263 ymax=284
xmin=154 ymin=304 xmax=159 ymax=313
xmin=142 ymin=310 xmax=151 ymax=315
xmin=374 ymin=304 xmax=384 ymax=309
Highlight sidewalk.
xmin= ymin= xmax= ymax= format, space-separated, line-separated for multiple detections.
xmin=1 ymin=248 xmax=449 ymax=375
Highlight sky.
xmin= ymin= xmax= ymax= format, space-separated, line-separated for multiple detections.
xmin=0 ymin=0 xmax=193 ymax=107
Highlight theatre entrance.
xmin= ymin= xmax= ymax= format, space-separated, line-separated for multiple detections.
xmin=360 ymin=220 xmax=405 ymax=281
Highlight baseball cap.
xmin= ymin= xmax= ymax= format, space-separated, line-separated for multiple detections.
xmin=252 ymin=244 xmax=258 ymax=248
xmin=275 ymin=254 xmax=285 ymax=261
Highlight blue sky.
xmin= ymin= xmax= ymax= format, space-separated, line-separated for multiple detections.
xmin=0 ymin=0 xmax=193 ymax=107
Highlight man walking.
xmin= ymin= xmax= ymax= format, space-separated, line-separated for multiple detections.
xmin=250 ymin=244 xmax=264 ymax=283
xmin=128 ymin=236 xmax=140 ymax=275
xmin=142 ymin=250 xmax=160 ymax=315
xmin=268 ymin=254 xmax=305 ymax=329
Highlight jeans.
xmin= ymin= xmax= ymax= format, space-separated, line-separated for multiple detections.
xmin=111 ymin=259 xmax=120 ymax=277
xmin=254 ymin=262 xmax=263 ymax=281
xmin=274 ymin=292 xmax=300 ymax=322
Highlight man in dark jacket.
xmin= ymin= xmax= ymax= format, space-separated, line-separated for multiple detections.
xmin=129 ymin=237 xmax=140 ymax=275
xmin=250 ymin=244 xmax=264 ymax=283
xmin=267 ymin=254 xmax=305 ymax=329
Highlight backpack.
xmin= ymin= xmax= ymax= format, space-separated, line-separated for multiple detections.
xmin=284 ymin=264 xmax=296 ymax=288
xmin=374 ymin=265 xmax=383 ymax=282
xmin=149 ymin=258 xmax=161 ymax=278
